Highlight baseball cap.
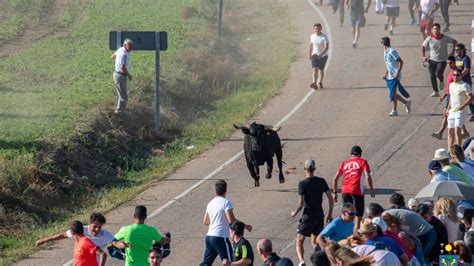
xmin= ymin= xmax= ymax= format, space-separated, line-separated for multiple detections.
xmin=304 ymin=159 xmax=316 ymax=170
xmin=351 ymin=145 xmax=362 ymax=156
xmin=428 ymin=160 xmax=442 ymax=171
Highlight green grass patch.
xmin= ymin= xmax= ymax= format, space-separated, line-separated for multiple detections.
xmin=0 ymin=0 xmax=294 ymax=264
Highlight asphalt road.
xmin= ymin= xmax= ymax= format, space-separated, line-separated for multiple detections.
xmin=16 ymin=0 xmax=474 ymax=265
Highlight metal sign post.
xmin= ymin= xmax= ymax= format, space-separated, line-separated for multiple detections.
xmin=109 ymin=31 xmax=168 ymax=134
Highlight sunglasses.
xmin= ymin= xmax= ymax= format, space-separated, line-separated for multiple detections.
xmin=345 ymin=211 xmax=356 ymax=216
xmin=453 ymin=74 xmax=461 ymax=76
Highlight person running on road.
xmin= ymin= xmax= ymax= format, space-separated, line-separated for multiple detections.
xmin=226 ymin=220 xmax=254 ymax=266
xmin=332 ymin=0 xmax=345 ymax=26
xmin=447 ymin=69 xmax=473 ymax=146
xmin=333 ymin=145 xmax=375 ymax=232
xmin=432 ymin=56 xmax=470 ymax=139
xmin=422 ymin=23 xmax=457 ymax=97
xmin=115 ymin=205 xmax=170 ymax=266
xmin=383 ymin=0 xmax=400 ymax=35
xmin=381 ymin=37 xmax=411 ymax=117
xmin=309 ymin=23 xmax=329 ymax=90
xmin=201 ymin=180 xmax=252 ymax=266
xmin=439 ymin=0 xmax=450 ymax=32
xmin=454 ymin=43 xmax=474 ymax=122
xmin=291 ymin=159 xmax=334 ymax=266
xmin=417 ymin=0 xmax=439 ymax=40
xmin=70 ymin=221 xmax=107 ymax=266
xmin=35 ymin=212 xmax=129 ymax=263
xmin=347 ymin=0 xmax=371 ymax=49
xmin=408 ymin=0 xmax=420 ymax=25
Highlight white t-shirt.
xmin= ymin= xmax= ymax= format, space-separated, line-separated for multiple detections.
xmin=437 ymin=215 xmax=459 ymax=243
xmin=352 ymin=245 xmax=402 ymax=266
xmin=206 ymin=196 xmax=234 ymax=238
xmin=66 ymin=225 xmax=115 ymax=248
xmin=310 ymin=33 xmax=329 ymax=57
xmin=420 ymin=0 xmax=436 ymax=19
xmin=114 ymin=47 xmax=130 ymax=73
xmin=385 ymin=0 xmax=400 ymax=8
xmin=449 ymin=81 xmax=472 ymax=113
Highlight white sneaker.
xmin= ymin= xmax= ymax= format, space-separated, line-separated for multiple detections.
xmin=404 ymin=99 xmax=411 ymax=113
xmin=409 ymin=18 xmax=417 ymax=25
xmin=298 ymin=262 xmax=306 ymax=266
xmin=431 ymin=91 xmax=439 ymax=97
xmin=389 ymin=110 xmax=398 ymax=116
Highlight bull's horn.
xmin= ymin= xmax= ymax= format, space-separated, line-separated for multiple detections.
xmin=264 ymin=125 xmax=281 ymax=132
xmin=234 ymin=124 xmax=248 ymax=129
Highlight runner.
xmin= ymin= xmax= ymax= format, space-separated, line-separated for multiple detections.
xmin=332 ymin=0 xmax=345 ymax=26
xmin=454 ymin=43 xmax=473 ymax=121
xmin=383 ymin=0 xmax=400 ymax=35
xmin=332 ymin=145 xmax=375 ymax=232
xmin=309 ymin=23 xmax=329 ymax=90
xmin=418 ymin=0 xmax=439 ymax=40
xmin=347 ymin=0 xmax=371 ymax=49
xmin=291 ymin=159 xmax=334 ymax=266
xmin=70 ymin=221 xmax=107 ymax=266
xmin=447 ymin=69 xmax=473 ymax=146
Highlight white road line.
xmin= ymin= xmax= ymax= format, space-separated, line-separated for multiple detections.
xmin=63 ymin=1 xmax=331 ymax=265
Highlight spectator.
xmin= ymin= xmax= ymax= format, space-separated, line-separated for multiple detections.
xmin=383 ymin=0 xmax=400 ymax=35
xmin=333 ymin=146 xmax=375 ymax=232
xmin=334 ymin=247 xmax=373 ymax=266
xmin=310 ymin=250 xmax=330 ymax=266
xmin=111 ymin=38 xmax=133 ymax=114
xmin=454 ymin=43 xmax=473 ymax=121
xmin=418 ymin=0 xmax=439 ymax=40
xmin=427 ymin=160 xmax=455 ymax=183
xmin=309 ymin=23 xmax=329 ymax=90
xmin=417 ymin=203 xmax=449 ymax=263
xmin=382 ymin=213 xmax=419 ymax=264
xmin=381 ymin=36 xmax=411 ymax=117
xmin=433 ymin=148 xmax=472 ymax=184
xmin=257 ymin=239 xmax=281 ymax=266
xmin=291 ymin=159 xmax=333 ymax=265
xmin=35 ymin=212 xmax=129 ymax=263
xmin=352 ymin=244 xmax=402 ymax=266
xmin=447 ymin=69 xmax=473 ymax=146
xmin=422 ymin=23 xmax=457 ymax=97
xmin=366 ymin=203 xmax=388 ymax=232
xmin=434 ymin=197 xmax=459 ymax=242
xmin=201 ymin=180 xmax=251 ymax=266
xmin=324 ymin=241 xmax=341 ymax=265
xmin=383 ymin=208 xmax=436 ymax=263
xmin=462 ymin=209 xmax=474 ymax=256
xmin=389 ymin=193 xmax=407 ymax=209
xmin=115 ymin=206 xmax=170 ymax=266
xmin=229 ymin=221 xmax=254 ymax=265
xmin=432 ymin=56 xmax=470 ymax=140
xmin=450 ymin=144 xmax=474 ymax=179
xmin=347 ymin=0 xmax=371 ymax=49
xmin=316 ymin=202 xmax=356 ymax=248
xmin=148 ymin=247 xmax=162 ymax=266
xmin=454 ymin=240 xmax=473 ymax=264
xmin=70 ymin=221 xmax=107 ymax=266
xmin=407 ymin=198 xmax=417 ymax=211
xmin=357 ymin=219 xmax=409 ymax=265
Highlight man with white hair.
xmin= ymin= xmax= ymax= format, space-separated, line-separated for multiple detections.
xmin=111 ymin=38 xmax=133 ymax=114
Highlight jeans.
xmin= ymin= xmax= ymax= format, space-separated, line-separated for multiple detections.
xmin=332 ymin=0 xmax=345 ymax=24
xmin=200 ymin=236 xmax=233 ymax=266
xmin=428 ymin=60 xmax=447 ymax=92
xmin=414 ymin=238 xmax=426 ymax=265
xmin=439 ymin=0 xmax=450 ymax=27
xmin=419 ymin=228 xmax=437 ymax=261
xmin=385 ymin=78 xmax=410 ymax=102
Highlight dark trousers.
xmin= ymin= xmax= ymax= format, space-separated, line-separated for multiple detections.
xmin=200 ymin=236 xmax=233 ymax=266
xmin=332 ymin=0 xmax=345 ymax=24
xmin=439 ymin=0 xmax=450 ymax=27
xmin=428 ymin=60 xmax=447 ymax=92
xmin=408 ymin=0 xmax=421 ymax=19
xmin=419 ymin=228 xmax=437 ymax=261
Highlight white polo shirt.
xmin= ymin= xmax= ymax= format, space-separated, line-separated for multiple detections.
xmin=114 ymin=47 xmax=130 ymax=73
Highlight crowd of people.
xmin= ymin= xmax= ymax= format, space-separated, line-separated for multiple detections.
xmin=30 ymin=0 xmax=474 ymax=265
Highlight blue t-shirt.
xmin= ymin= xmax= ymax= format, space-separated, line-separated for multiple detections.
xmin=456 ymin=55 xmax=472 ymax=85
xmin=319 ymin=217 xmax=354 ymax=242
xmin=384 ymin=47 xmax=401 ymax=80
xmin=430 ymin=170 xmax=461 ymax=183
xmin=365 ymin=236 xmax=405 ymax=257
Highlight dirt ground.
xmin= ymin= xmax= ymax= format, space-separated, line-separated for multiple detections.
xmin=16 ymin=0 xmax=474 ymax=265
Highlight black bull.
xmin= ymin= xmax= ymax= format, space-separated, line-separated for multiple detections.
xmin=234 ymin=122 xmax=284 ymax=187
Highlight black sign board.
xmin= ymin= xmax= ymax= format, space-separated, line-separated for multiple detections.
xmin=109 ymin=31 xmax=167 ymax=51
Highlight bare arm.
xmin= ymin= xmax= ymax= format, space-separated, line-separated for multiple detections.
xmin=291 ymin=196 xmax=304 ymax=217
xmin=226 ymin=209 xmax=252 ymax=232
xmin=111 ymin=240 xmax=130 ymax=249
xmin=316 ymin=234 xmax=328 ymax=249
xmin=365 ymin=0 xmax=371 ymax=12
xmin=111 ymin=52 xmax=117 ymax=59
xmin=365 ymin=170 xmax=374 ymax=197
xmin=450 ymin=39 xmax=458 ymax=55
xmin=309 ymin=43 xmax=313 ymax=59
xmin=320 ymin=42 xmax=329 ymax=58
xmin=35 ymin=232 xmax=68 ymax=246
xmin=325 ymin=191 xmax=334 ymax=222
xmin=96 ymin=248 xmax=107 ymax=266
xmin=332 ymin=172 xmax=341 ymax=202
xmin=395 ymin=58 xmax=403 ymax=79
xmin=399 ymin=253 xmax=409 ymax=266
xmin=203 ymin=211 xmax=210 ymax=225
xmin=422 ymin=46 xmax=427 ymax=59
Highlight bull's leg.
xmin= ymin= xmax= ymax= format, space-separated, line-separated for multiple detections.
xmin=275 ymin=148 xmax=285 ymax=183
xmin=246 ymin=161 xmax=260 ymax=187
xmin=254 ymin=165 xmax=260 ymax=187
xmin=265 ymin=158 xmax=273 ymax=179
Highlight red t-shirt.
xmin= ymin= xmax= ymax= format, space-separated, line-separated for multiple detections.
xmin=384 ymin=231 xmax=413 ymax=259
xmin=337 ymin=156 xmax=370 ymax=196
xmin=74 ymin=236 xmax=98 ymax=266
xmin=446 ymin=68 xmax=454 ymax=94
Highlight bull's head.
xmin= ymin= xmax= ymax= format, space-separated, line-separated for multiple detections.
xmin=234 ymin=122 xmax=280 ymax=152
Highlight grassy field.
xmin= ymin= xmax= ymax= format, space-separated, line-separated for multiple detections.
xmin=0 ymin=0 xmax=294 ymax=263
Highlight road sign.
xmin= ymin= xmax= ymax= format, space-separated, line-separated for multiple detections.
xmin=109 ymin=31 xmax=168 ymax=134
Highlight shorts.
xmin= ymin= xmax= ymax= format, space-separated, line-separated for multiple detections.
xmin=297 ymin=214 xmax=324 ymax=237
xmin=385 ymin=7 xmax=400 ymax=17
xmin=311 ymin=55 xmax=328 ymax=70
xmin=342 ymin=193 xmax=365 ymax=217
xmin=350 ymin=13 xmax=366 ymax=28
xmin=447 ymin=110 xmax=466 ymax=128
xmin=420 ymin=18 xmax=433 ymax=33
